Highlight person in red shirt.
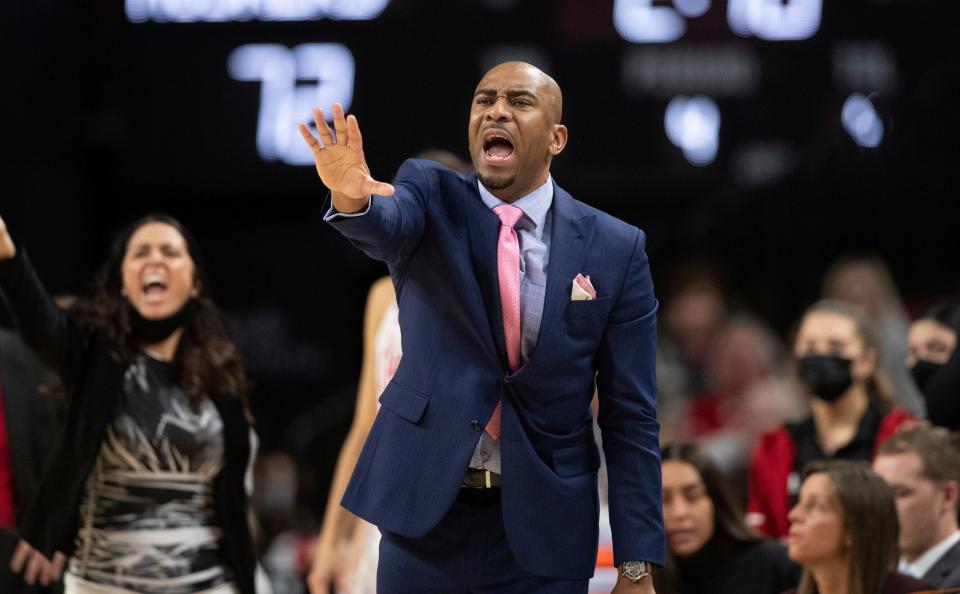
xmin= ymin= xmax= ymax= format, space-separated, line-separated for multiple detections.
xmin=0 ymin=327 xmax=61 ymax=593
xmin=747 ymin=300 xmax=914 ymax=538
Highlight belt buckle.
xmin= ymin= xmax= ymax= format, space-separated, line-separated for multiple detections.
xmin=464 ymin=468 xmax=497 ymax=489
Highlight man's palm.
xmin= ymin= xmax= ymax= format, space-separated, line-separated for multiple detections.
xmin=298 ymin=103 xmax=394 ymax=200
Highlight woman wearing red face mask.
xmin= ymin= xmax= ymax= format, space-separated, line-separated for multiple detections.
xmin=746 ymin=300 xmax=915 ymax=539
xmin=0 ymin=213 xmax=257 ymax=594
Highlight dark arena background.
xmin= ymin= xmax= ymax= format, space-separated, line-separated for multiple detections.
xmin=3 ymin=0 xmax=959 ymax=587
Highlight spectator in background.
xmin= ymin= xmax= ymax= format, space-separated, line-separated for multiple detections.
xmin=677 ymin=315 xmax=805 ymax=500
xmin=681 ymin=315 xmax=784 ymax=440
xmin=822 ymin=253 xmax=924 ymax=416
xmin=873 ymin=426 xmax=960 ymax=588
xmin=308 ymin=277 xmax=399 ymax=594
xmin=0 ymin=213 xmax=259 ymax=593
xmin=0 ymin=326 xmax=62 ymax=594
xmin=308 ymin=276 xmax=402 ymax=594
xmin=255 ymin=451 xmax=311 ymax=594
xmin=747 ymin=300 xmax=914 ymax=538
xmin=783 ymin=461 xmax=930 ymax=594
xmin=653 ymin=443 xmax=800 ymax=594
xmin=658 ymin=261 xmax=730 ymax=443
xmin=906 ymin=301 xmax=960 ymax=429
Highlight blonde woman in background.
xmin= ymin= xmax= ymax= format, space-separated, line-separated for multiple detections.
xmin=308 ymin=277 xmax=399 ymax=594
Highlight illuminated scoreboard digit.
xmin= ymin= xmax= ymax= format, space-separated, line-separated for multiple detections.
xmin=228 ymin=44 xmax=356 ymax=165
xmin=125 ymin=0 xmax=386 ymax=165
xmin=613 ymin=0 xmax=823 ymax=43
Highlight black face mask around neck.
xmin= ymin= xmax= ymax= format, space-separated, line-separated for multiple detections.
xmin=798 ymin=354 xmax=855 ymax=402
xmin=129 ymin=299 xmax=193 ymax=343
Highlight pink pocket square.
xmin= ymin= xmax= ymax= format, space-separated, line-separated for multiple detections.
xmin=571 ymin=274 xmax=597 ymax=301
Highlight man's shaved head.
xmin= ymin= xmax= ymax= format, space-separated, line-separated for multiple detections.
xmin=468 ymin=61 xmax=568 ymax=202
xmin=478 ymin=62 xmax=563 ymax=124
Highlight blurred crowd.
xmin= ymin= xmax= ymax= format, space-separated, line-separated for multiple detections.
xmin=241 ymin=251 xmax=960 ymax=594
xmin=3 ymin=241 xmax=960 ymax=594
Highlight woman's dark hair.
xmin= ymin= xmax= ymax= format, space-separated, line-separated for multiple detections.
xmin=799 ymin=299 xmax=896 ymax=404
xmin=662 ymin=443 xmax=760 ymax=545
xmin=917 ymin=301 xmax=960 ymax=335
xmin=654 ymin=443 xmax=762 ymax=594
xmin=795 ymin=461 xmax=898 ymax=594
xmin=73 ymin=213 xmax=250 ymax=406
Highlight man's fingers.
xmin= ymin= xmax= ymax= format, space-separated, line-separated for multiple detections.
xmin=332 ymin=102 xmax=348 ymax=146
xmin=299 ymin=122 xmax=322 ymax=152
xmin=346 ymin=114 xmax=364 ymax=154
xmin=10 ymin=540 xmax=31 ymax=573
xmin=314 ymin=107 xmax=336 ymax=146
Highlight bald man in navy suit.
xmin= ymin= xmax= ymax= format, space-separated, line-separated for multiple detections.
xmin=301 ymin=62 xmax=663 ymax=594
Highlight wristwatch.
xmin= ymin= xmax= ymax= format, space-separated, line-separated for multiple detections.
xmin=619 ymin=560 xmax=652 ymax=582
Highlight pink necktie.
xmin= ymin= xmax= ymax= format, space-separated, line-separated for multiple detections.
xmin=487 ymin=204 xmax=523 ymax=439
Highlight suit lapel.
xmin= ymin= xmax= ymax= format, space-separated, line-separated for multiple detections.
xmin=516 ymin=182 xmax=595 ymax=374
xmin=923 ymin=539 xmax=960 ymax=584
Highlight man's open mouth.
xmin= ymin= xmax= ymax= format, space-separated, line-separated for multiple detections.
xmin=483 ymin=133 xmax=515 ymax=164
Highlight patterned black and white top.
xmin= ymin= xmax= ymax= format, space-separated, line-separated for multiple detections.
xmin=67 ymin=354 xmax=236 ymax=593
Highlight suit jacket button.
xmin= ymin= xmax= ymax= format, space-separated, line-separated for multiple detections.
xmin=471 ymin=419 xmax=482 ymax=431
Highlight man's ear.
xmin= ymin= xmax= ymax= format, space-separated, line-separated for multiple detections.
xmin=549 ymin=124 xmax=568 ymax=156
xmin=942 ymin=479 xmax=960 ymax=512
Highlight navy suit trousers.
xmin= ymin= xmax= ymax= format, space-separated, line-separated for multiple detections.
xmin=378 ymin=489 xmax=589 ymax=594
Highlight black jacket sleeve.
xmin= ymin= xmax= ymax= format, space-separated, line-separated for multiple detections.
xmin=0 ymin=250 xmax=83 ymax=385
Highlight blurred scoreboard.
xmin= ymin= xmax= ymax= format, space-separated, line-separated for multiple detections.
xmin=114 ymin=0 xmax=902 ymax=196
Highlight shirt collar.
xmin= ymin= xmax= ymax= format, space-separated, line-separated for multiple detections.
xmin=476 ymin=176 xmax=553 ymax=230
xmin=900 ymin=530 xmax=960 ymax=579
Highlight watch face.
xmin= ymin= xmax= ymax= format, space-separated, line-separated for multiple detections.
xmin=621 ymin=560 xmax=648 ymax=581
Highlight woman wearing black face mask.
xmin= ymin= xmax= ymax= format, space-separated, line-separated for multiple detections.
xmin=0 ymin=213 xmax=257 ymax=594
xmin=907 ymin=301 xmax=960 ymax=429
xmin=746 ymin=300 xmax=915 ymax=539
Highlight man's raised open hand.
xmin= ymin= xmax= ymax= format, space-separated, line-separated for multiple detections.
xmin=298 ymin=103 xmax=395 ymax=213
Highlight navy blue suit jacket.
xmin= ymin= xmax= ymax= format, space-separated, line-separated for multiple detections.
xmin=327 ymin=159 xmax=664 ymax=578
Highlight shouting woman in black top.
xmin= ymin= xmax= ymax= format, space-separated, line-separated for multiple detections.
xmin=654 ymin=443 xmax=801 ymax=594
xmin=0 ymin=213 xmax=257 ymax=594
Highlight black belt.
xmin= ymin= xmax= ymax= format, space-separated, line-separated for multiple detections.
xmin=462 ymin=468 xmax=501 ymax=489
